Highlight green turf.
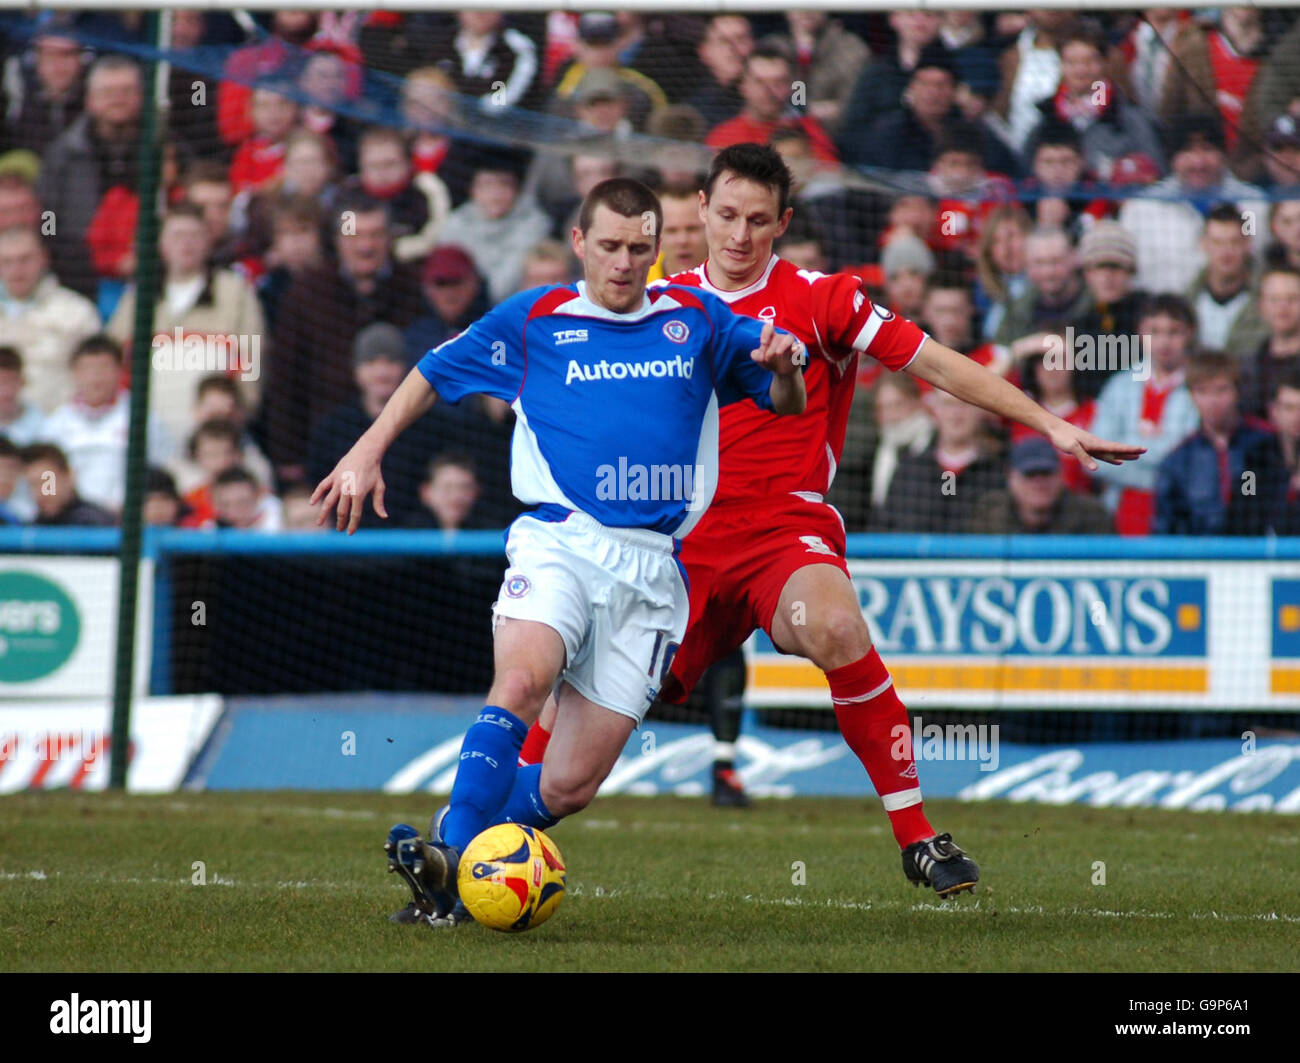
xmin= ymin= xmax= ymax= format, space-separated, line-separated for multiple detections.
xmin=1 ymin=792 xmax=1296 ymax=972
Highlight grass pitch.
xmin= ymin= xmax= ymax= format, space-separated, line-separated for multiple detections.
xmin=1 ymin=792 xmax=1296 ymax=973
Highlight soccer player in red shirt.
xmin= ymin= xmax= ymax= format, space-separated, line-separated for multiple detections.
xmin=521 ymin=144 xmax=1143 ymax=896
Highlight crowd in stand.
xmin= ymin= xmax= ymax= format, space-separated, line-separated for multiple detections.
xmin=2 ymin=8 xmax=1300 ymax=536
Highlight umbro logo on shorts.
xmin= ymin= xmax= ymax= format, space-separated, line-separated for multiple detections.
xmin=505 ymin=575 xmax=531 ymax=598
xmin=799 ymin=535 xmax=836 ymax=556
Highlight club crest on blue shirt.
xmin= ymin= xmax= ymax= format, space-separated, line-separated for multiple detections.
xmin=505 ymin=575 xmax=531 ymax=598
xmin=662 ymin=320 xmax=690 ymax=344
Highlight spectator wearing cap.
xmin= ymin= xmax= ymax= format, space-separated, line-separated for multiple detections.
xmin=1185 ymin=203 xmax=1266 ymax=354
xmin=428 ymin=12 xmax=541 ymax=115
xmin=840 ymin=12 xmax=942 ymax=139
xmin=550 ymin=12 xmax=667 ymax=132
xmin=880 ymin=234 xmax=934 ymax=323
xmin=1024 ymin=21 xmax=1164 ymax=185
xmin=1158 ymin=7 xmax=1264 ymax=169
xmin=436 ymin=149 xmax=551 ymax=305
xmin=994 ymin=226 xmax=1091 ymax=349
xmin=841 ymin=45 xmax=1018 ymax=176
xmin=405 ymin=246 xmax=491 ymax=362
xmin=1069 ymin=221 xmax=1149 ymax=400
xmin=1089 ymin=294 xmax=1201 ymax=535
xmin=704 ymin=43 xmax=839 ymax=164
xmin=686 ymin=15 xmax=754 ymax=129
xmin=1259 ymin=115 xmax=1300 ymax=192
xmin=306 ymin=322 xmax=451 ymax=528
xmin=1155 ymin=351 xmax=1289 ymax=535
xmin=771 ymin=12 xmax=870 ymax=135
xmin=1242 ymin=17 xmax=1300 ymax=171
xmin=0 ymin=226 xmax=101 ymax=414
xmin=267 ymin=191 xmax=424 ymax=481
xmin=20 ymin=442 xmax=115 ymax=526
xmin=1239 ymin=267 xmax=1300 ymax=419
xmin=1118 ymin=114 xmax=1267 ymax=295
xmin=967 ymin=437 xmax=1112 ymax=534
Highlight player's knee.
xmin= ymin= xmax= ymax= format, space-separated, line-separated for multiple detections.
xmin=487 ymin=667 xmax=552 ymax=718
xmin=808 ymin=607 xmax=871 ymax=669
xmin=539 ymin=770 xmax=599 ymax=818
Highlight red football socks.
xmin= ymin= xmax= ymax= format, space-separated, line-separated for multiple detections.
xmin=826 ymin=649 xmax=934 ymax=848
xmin=518 ymin=721 xmax=551 ymax=767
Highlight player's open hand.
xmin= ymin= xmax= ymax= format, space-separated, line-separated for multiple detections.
xmin=750 ymin=322 xmax=807 ymax=377
xmin=311 ymin=445 xmax=387 ymax=534
xmin=1049 ymin=423 xmax=1146 ymax=471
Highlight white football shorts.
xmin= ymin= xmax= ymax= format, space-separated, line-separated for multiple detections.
xmin=492 ymin=510 xmax=689 ymax=723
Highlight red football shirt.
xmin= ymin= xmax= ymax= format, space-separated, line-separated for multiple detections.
xmin=667 ymin=255 xmax=927 ymax=504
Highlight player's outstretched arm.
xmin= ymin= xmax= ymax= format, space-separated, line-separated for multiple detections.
xmin=905 ymin=337 xmax=1146 ymax=471
xmin=311 ymin=367 xmax=441 ymax=534
xmin=750 ymin=322 xmax=807 ymax=415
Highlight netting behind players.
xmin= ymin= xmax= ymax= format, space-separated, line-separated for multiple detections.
xmin=2 ymin=8 xmax=1297 ymax=740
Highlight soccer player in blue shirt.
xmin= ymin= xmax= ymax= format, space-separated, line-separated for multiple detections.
xmin=312 ymin=178 xmax=807 ymax=926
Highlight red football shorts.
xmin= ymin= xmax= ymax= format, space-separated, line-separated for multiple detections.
xmin=662 ymin=494 xmax=849 ymax=703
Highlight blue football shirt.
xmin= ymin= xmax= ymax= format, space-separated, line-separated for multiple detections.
xmin=416 ymin=281 xmax=784 ymax=536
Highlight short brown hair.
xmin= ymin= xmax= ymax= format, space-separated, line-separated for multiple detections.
xmin=1185 ymin=350 xmax=1239 ymax=391
xmin=71 ymin=334 xmax=121 ymax=365
xmin=188 ymin=417 xmax=242 ymax=460
xmin=196 ymin=374 xmax=244 ymax=405
xmin=578 ymin=177 xmax=661 ymax=238
xmin=182 ymin=160 xmax=232 ymax=191
xmin=20 ymin=442 xmax=70 ymax=472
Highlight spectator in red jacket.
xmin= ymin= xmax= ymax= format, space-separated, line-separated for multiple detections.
xmin=217 ymin=11 xmax=317 ymax=148
xmin=706 ymin=42 xmax=839 ymax=163
xmin=229 ymin=86 xmax=299 ymax=195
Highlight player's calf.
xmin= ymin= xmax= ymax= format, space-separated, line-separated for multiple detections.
xmin=538 ymin=766 xmax=602 ymax=819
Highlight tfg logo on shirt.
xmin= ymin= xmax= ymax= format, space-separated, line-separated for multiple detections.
xmin=554 ymin=329 xmax=589 ymax=346
xmin=565 ymin=355 xmax=694 ymax=384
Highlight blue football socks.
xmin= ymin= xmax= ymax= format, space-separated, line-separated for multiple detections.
xmin=440 ymin=706 xmax=529 ymax=851
xmin=491 ymin=762 xmax=559 ymax=830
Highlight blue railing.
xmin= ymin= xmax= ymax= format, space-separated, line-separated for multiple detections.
xmin=4 ymin=527 xmax=1300 ymax=561
xmin=4 ymin=526 xmax=1299 ymax=695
